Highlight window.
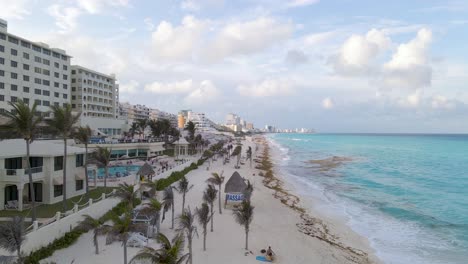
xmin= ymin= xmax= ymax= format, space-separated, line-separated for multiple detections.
xmin=63 ymin=84 xmax=68 ymax=89
xmin=54 ymin=62 xmax=59 ymax=68
xmin=0 ymin=45 xmax=4 ymax=52
xmin=34 ymin=89 xmax=41 ymax=95
xmin=63 ymin=74 xmax=68 ymax=80
xmin=23 ymin=52 xmax=29 ymax=59
xmin=75 ymin=180 xmax=84 ymax=191
xmin=34 ymin=78 xmax=41 ymax=84
xmin=32 ymin=45 xmax=41 ymax=52
xmin=34 ymin=56 xmax=41 ymax=63
xmin=71 ymin=70 xmax=76 ymax=74
xmin=54 ymin=82 xmax=59 ymax=88
xmin=11 ymin=49 xmax=17 ymax=56
xmin=23 ymin=98 xmax=29 ymax=104
xmin=43 ymin=69 xmax=50 ymax=76
xmin=0 ymin=57 xmax=3 ymax=64
xmin=72 ymin=87 xmax=76 ymax=92
xmin=54 ymin=92 xmax=59 ymax=97
xmin=34 ymin=67 xmax=41 ymax=74
xmin=11 ymin=96 xmax=18 ymax=103
xmin=23 ymin=64 xmax=29 ymax=70
xmin=72 ymin=95 xmax=76 ymax=100
xmin=0 ymin=83 xmax=4 ymax=89
xmin=53 ymin=52 xmax=60 ymax=58
xmin=54 ymin=102 xmax=59 ymax=107
xmin=0 ymin=33 xmax=5 ymax=40
xmin=34 ymin=99 xmax=41 ymax=105
xmin=54 ymin=156 xmax=63 ymax=171
xmin=43 ymin=49 xmax=51 ymax=56
xmin=63 ymin=94 xmax=68 ymax=99
xmin=0 ymin=70 xmax=4 ymax=76
xmin=43 ymin=90 xmax=50 ymax=96
xmin=23 ymin=87 xmax=29 ymax=93
xmin=63 ymin=65 xmax=67 ymax=71
xmin=71 ymin=78 xmax=76 ymax=83
xmin=43 ymin=100 xmax=50 ymax=106
xmin=54 ymin=72 xmax=59 ymax=78
xmin=42 ymin=59 xmax=50 ymax=65
xmin=54 ymin=185 xmax=63 ymax=197
xmin=0 ymin=95 xmax=3 ymax=101
xmin=61 ymin=55 xmax=67 ymax=61
xmin=8 ymin=36 xmax=19 ymax=45
xmin=23 ymin=75 xmax=29 ymax=82
xmin=11 ymin=84 xmax=17 ymax=91
xmin=42 ymin=80 xmax=50 ymax=86
xmin=21 ymin=41 xmax=30 ymax=48
xmin=10 ymin=60 xmax=17 ymax=67
xmin=72 ymin=104 xmax=76 ymax=108
xmin=76 ymin=154 xmax=84 ymax=167
xmin=11 ymin=73 xmax=17 ymax=79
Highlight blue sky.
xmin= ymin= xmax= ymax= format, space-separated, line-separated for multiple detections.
xmin=1 ymin=0 xmax=468 ymax=133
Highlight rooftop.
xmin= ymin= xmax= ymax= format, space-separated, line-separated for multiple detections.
xmin=0 ymin=139 xmax=85 ymax=159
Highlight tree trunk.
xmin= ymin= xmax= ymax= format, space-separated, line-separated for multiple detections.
xmin=26 ymin=141 xmax=36 ymax=222
xmin=182 ymin=192 xmax=186 ymax=214
xmin=188 ymin=236 xmax=193 ymax=264
xmin=245 ymin=229 xmax=249 ymax=250
xmin=218 ymin=184 xmax=222 ymax=214
xmin=123 ymin=237 xmax=128 ymax=264
xmin=210 ymin=204 xmax=214 ymax=232
xmin=63 ymin=138 xmax=68 ymax=211
xmin=85 ymin=144 xmax=89 ymax=195
xmin=203 ymin=228 xmax=207 ymax=251
xmin=104 ymin=166 xmax=108 ymax=188
xmin=17 ymin=244 xmax=21 ymax=263
xmin=94 ymin=231 xmax=99 ymax=254
xmin=171 ymin=201 xmax=174 ymax=229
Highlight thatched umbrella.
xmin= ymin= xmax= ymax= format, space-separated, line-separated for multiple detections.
xmin=137 ymin=162 xmax=155 ymax=182
xmin=224 ymin=171 xmax=247 ymax=208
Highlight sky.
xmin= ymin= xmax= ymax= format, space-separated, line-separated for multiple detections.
xmin=1 ymin=0 xmax=468 ymax=133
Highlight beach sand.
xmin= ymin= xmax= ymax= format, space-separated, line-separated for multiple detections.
xmin=43 ymin=136 xmax=380 ymax=264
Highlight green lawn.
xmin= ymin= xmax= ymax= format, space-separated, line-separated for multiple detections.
xmin=0 ymin=187 xmax=117 ymax=218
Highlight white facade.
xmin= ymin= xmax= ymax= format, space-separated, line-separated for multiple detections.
xmin=188 ymin=111 xmax=211 ymax=130
xmin=0 ymin=19 xmax=72 ymax=115
xmin=0 ymin=139 xmax=86 ymax=210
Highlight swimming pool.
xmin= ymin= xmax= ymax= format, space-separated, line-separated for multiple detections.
xmin=88 ymin=165 xmax=141 ymax=179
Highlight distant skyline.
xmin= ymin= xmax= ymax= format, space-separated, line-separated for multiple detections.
xmin=2 ymin=0 xmax=467 ymax=133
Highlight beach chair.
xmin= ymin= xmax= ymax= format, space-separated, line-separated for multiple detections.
xmin=5 ymin=200 xmax=18 ymax=210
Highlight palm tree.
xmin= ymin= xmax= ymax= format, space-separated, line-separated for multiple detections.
xmin=185 ymin=121 xmax=196 ymax=140
xmin=246 ymin=146 xmax=252 ymax=168
xmin=46 ymin=104 xmax=81 ymax=211
xmin=161 ymin=186 xmax=175 ymax=229
xmin=129 ymin=122 xmax=138 ymax=138
xmin=0 ymin=216 xmax=25 ymax=262
xmin=233 ymin=201 xmax=254 ymax=250
xmin=203 ymin=184 xmax=217 ymax=232
xmin=137 ymin=119 xmax=148 ymax=140
xmin=75 ymin=126 xmax=92 ymax=195
xmin=93 ymin=146 xmax=111 ymax=188
xmin=174 ymin=177 xmax=193 ymax=214
xmin=177 ymin=207 xmax=198 ymax=264
xmin=140 ymin=198 xmax=162 ymax=235
xmin=106 ymin=211 xmax=142 ymax=264
xmin=243 ymin=180 xmax=254 ymax=201
xmin=79 ymin=214 xmax=111 ymax=254
xmin=115 ymin=183 xmax=137 ymax=209
xmin=142 ymin=180 xmax=164 ymax=198
xmin=0 ymin=101 xmax=42 ymax=221
xmin=206 ymin=172 xmax=224 ymax=214
xmin=231 ymin=145 xmax=242 ymax=169
xmin=195 ymin=203 xmax=211 ymax=251
xmin=130 ymin=233 xmax=189 ymax=264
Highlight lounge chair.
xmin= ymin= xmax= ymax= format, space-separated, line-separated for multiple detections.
xmin=5 ymin=200 xmax=18 ymax=210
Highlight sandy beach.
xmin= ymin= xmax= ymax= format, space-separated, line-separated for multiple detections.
xmin=43 ymin=136 xmax=380 ymax=264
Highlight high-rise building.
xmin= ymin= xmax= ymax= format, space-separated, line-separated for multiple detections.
xmin=178 ymin=113 xmax=185 ymax=128
xmin=0 ymin=19 xmax=71 ymax=115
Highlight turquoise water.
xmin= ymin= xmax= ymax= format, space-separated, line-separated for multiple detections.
xmin=269 ymin=134 xmax=468 ymax=264
xmin=88 ymin=165 xmax=141 ymax=178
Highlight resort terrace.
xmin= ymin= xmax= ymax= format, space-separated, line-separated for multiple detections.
xmin=83 ymin=141 xmax=166 ymax=159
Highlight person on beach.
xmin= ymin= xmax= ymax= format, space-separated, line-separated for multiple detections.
xmin=266 ymin=246 xmax=275 ymax=261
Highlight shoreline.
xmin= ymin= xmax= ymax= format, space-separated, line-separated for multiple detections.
xmin=257 ymin=135 xmax=381 ymax=264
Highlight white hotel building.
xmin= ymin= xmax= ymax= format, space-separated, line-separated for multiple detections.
xmin=0 ymin=19 xmax=71 ymax=115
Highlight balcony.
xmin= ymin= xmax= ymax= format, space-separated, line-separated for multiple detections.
xmin=0 ymin=167 xmax=45 ymax=182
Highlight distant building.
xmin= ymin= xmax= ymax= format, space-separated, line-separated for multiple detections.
xmin=177 ymin=113 xmax=185 ymax=129
xmin=246 ymin=123 xmax=254 ymax=130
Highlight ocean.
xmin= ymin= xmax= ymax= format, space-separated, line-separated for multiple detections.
xmin=268 ymin=133 xmax=468 ymax=264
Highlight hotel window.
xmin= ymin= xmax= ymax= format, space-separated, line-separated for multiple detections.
xmin=34 ymin=78 xmax=41 ymax=84
xmin=43 ymin=49 xmax=51 ymax=56
xmin=0 ymin=70 xmax=5 ymax=76
xmin=34 ymin=99 xmax=41 ymax=105
xmin=53 ymin=52 xmax=60 ymax=58
xmin=54 ymin=102 xmax=59 ymax=107
xmin=43 ymin=80 xmax=50 ymax=86
xmin=0 ymin=33 xmax=4 ymax=40
xmin=23 ymin=64 xmax=29 ymax=70
xmin=63 ymin=65 xmax=67 ymax=71
xmin=54 ymin=62 xmax=59 ymax=68
xmin=11 ymin=49 xmax=17 ymax=56
xmin=23 ymin=75 xmax=29 ymax=82
xmin=63 ymin=94 xmax=68 ymax=99
xmin=76 ymin=154 xmax=84 ymax=167
xmin=0 ymin=45 xmax=3 ymax=52
xmin=0 ymin=57 xmax=3 ymax=64
xmin=72 ymin=104 xmax=76 ymax=108
xmin=11 ymin=73 xmax=18 ymax=79
xmin=54 ymin=156 xmax=63 ymax=171
xmin=61 ymin=55 xmax=67 ymax=61
xmin=23 ymin=87 xmax=29 ymax=93
xmin=63 ymin=84 xmax=68 ymax=89
xmin=75 ymin=180 xmax=83 ymax=191
xmin=54 ymin=72 xmax=59 ymax=78
xmin=0 ymin=95 xmax=3 ymax=101
xmin=11 ymin=96 xmax=17 ymax=103
xmin=63 ymin=74 xmax=68 ymax=80
xmin=43 ymin=100 xmax=50 ymax=106
xmin=8 ymin=36 xmax=19 ymax=45
xmin=72 ymin=95 xmax=76 ymax=100
xmin=23 ymin=98 xmax=29 ymax=104
xmin=21 ymin=41 xmax=30 ymax=48
xmin=32 ymin=45 xmax=41 ymax=52
xmin=34 ymin=89 xmax=41 ymax=95
xmin=10 ymin=60 xmax=17 ymax=67
xmin=71 ymin=78 xmax=76 ymax=83
xmin=42 ymin=59 xmax=50 ymax=65
xmin=54 ymin=185 xmax=63 ymax=197
xmin=11 ymin=84 xmax=18 ymax=91
xmin=0 ymin=83 xmax=4 ymax=89
xmin=54 ymin=82 xmax=59 ymax=88
xmin=34 ymin=67 xmax=41 ymax=74
xmin=54 ymin=92 xmax=59 ymax=98
xmin=43 ymin=90 xmax=50 ymax=96
xmin=43 ymin=69 xmax=50 ymax=76
xmin=23 ymin=52 xmax=29 ymax=59
xmin=34 ymin=56 xmax=41 ymax=63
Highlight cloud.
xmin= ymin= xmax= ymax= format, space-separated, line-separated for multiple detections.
xmin=75 ymin=0 xmax=130 ymax=14
xmin=303 ymin=31 xmax=337 ymax=46
xmin=203 ymin=17 xmax=293 ymax=62
xmin=381 ymin=28 xmax=432 ymax=90
xmin=285 ymin=49 xmax=309 ymax=65
xmin=47 ymin=5 xmax=82 ymax=33
xmin=181 ymin=0 xmax=224 ymax=11
xmin=184 ymin=80 xmax=220 ymax=104
xmin=120 ymin=80 xmax=139 ymax=94
xmin=150 ymin=16 xmax=206 ymax=60
xmin=0 ymin=0 xmax=31 ymax=20
xmin=322 ymin=97 xmax=334 ymax=109
xmin=144 ymin=80 xmax=194 ymax=94
xmin=144 ymin=17 xmax=155 ymax=31
xmin=431 ymin=95 xmax=456 ymax=110
xmin=330 ymin=29 xmax=390 ymax=75
xmin=287 ymin=0 xmax=320 ymax=7
xmin=237 ymin=79 xmax=294 ymax=97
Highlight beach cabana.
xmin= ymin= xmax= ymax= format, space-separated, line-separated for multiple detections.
xmin=224 ymin=171 xmax=247 ymax=208
xmin=136 ymin=162 xmax=155 ymax=182
xmin=175 ymin=138 xmax=189 ymax=158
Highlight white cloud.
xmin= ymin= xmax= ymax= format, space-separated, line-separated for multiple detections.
xmin=47 ymin=5 xmax=82 ymax=33
xmin=150 ymin=16 xmax=206 ymax=60
xmin=381 ymin=28 xmax=432 ymax=89
xmin=203 ymin=17 xmax=293 ymax=62
xmin=431 ymin=95 xmax=455 ymax=110
xmin=288 ymin=0 xmax=320 ymax=7
xmin=303 ymin=31 xmax=337 ymax=46
xmin=330 ymin=29 xmax=390 ymax=75
xmin=144 ymin=17 xmax=154 ymax=31
xmin=75 ymin=0 xmax=130 ymax=14
xmin=184 ymin=80 xmax=220 ymax=104
xmin=237 ymin=79 xmax=294 ymax=97
xmin=144 ymin=80 xmax=194 ymax=94
xmin=0 ymin=0 xmax=31 ymax=20
xmin=181 ymin=0 xmax=225 ymax=11
xmin=181 ymin=0 xmax=200 ymax=11
xmin=120 ymin=80 xmax=139 ymax=94
xmin=285 ymin=49 xmax=308 ymax=65
xmin=322 ymin=97 xmax=334 ymax=109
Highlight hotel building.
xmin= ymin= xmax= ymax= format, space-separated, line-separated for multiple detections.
xmin=0 ymin=19 xmax=71 ymax=115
